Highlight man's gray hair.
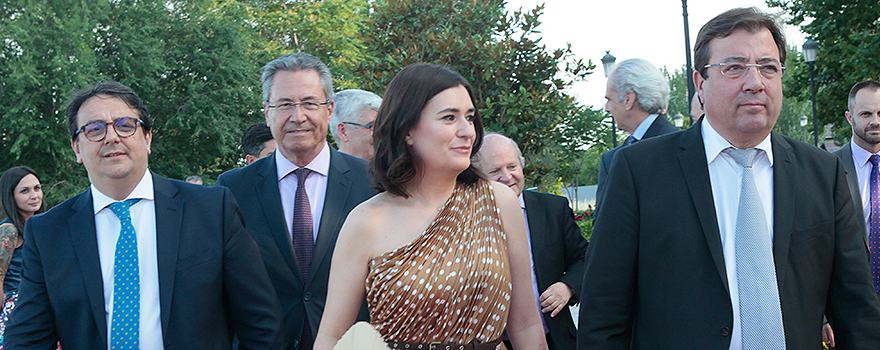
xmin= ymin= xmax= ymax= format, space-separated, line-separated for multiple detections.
xmin=474 ymin=132 xmax=526 ymax=168
xmin=609 ymin=58 xmax=670 ymax=115
xmin=261 ymin=52 xmax=334 ymax=103
xmin=330 ymin=89 xmax=382 ymax=140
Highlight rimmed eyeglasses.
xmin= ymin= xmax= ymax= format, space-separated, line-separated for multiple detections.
xmin=703 ymin=62 xmax=786 ymax=79
xmin=74 ymin=117 xmax=144 ymax=142
xmin=266 ymin=100 xmax=331 ymax=112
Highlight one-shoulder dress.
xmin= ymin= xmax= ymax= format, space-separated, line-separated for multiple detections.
xmin=365 ymin=179 xmax=511 ymax=349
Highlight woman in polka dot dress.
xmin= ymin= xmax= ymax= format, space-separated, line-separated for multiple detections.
xmin=0 ymin=167 xmax=45 ymax=348
xmin=314 ymin=64 xmax=548 ymax=350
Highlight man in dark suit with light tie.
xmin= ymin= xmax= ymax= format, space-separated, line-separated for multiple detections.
xmin=595 ymin=58 xmax=680 ymax=206
xmin=218 ymin=53 xmax=376 ymax=350
xmin=5 ymin=81 xmax=281 ymax=349
xmin=578 ymin=7 xmax=880 ymax=350
xmin=473 ymin=133 xmax=586 ymax=350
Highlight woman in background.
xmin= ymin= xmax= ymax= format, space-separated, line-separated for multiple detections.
xmin=0 ymin=166 xmax=45 ymax=346
xmin=315 ymin=63 xmax=547 ymax=350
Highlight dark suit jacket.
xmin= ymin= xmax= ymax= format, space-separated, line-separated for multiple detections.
xmin=833 ymin=142 xmax=868 ymax=233
xmin=522 ymin=191 xmax=586 ymax=350
xmin=5 ymin=172 xmax=281 ymax=350
xmin=578 ymin=121 xmax=880 ymax=349
xmin=595 ymin=115 xmax=680 ymax=208
xmin=217 ymin=147 xmax=376 ymax=350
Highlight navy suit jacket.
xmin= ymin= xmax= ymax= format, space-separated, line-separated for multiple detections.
xmin=522 ymin=191 xmax=587 ymax=350
xmin=5 ymin=172 xmax=282 ymax=350
xmin=833 ymin=142 xmax=869 ymax=234
xmin=595 ymin=115 xmax=680 ymax=208
xmin=578 ymin=120 xmax=880 ymax=349
xmin=217 ymin=147 xmax=376 ymax=350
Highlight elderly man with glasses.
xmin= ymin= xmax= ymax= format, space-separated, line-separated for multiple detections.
xmin=578 ymin=7 xmax=880 ymax=350
xmin=329 ymin=89 xmax=382 ymax=161
xmin=4 ymin=81 xmax=282 ymax=349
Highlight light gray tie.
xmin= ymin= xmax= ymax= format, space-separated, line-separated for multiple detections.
xmin=725 ymin=147 xmax=786 ymax=349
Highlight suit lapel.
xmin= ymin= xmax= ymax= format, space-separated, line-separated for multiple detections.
xmin=677 ymin=122 xmax=729 ymax=291
xmin=311 ymin=148 xmax=352 ymax=285
xmin=152 ymin=173 xmax=182 ymax=334
xmin=522 ymin=191 xmax=546 ymax=285
xmin=68 ymin=189 xmax=110 ymax=341
xmin=257 ymin=154 xmax=303 ymax=283
xmin=771 ymin=135 xmax=795 ymax=288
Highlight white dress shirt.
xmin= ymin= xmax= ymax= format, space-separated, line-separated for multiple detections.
xmin=702 ymin=119 xmax=774 ymax=350
xmin=276 ymin=142 xmax=331 ymax=241
xmin=630 ymin=114 xmax=659 ymax=141
xmin=92 ymin=170 xmax=163 ymax=350
xmin=848 ymin=140 xmax=874 ymax=227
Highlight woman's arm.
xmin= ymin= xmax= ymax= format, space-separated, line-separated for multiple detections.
xmin=313 ymin=204 xmax=376 ymax=350
xmin=0 ymin=223 xmax=20 ymax=297
xmin=490 ymin=183 xmax=548 ymax=350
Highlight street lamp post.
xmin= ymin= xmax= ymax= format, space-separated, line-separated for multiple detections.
xmin=673 ymin=112 xmax=684 ymax=128
xmin=804 ymin=38 xmax=819 ymax=147
xmin=682 ymin=0 xmax=695 ymax=127
xmin=799 ymin=115 xmax=808 ymax=143
xmin=602 ymin=50 xmax=618 ymax=147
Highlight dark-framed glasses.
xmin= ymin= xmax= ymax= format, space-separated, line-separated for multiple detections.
xmin=266 ymin=100 xmax=331 ymax=112
xmin=703 ymin=62 xmax=786 ymax=79
xmin=75 ymin=117 xmax=144 ymax=142
xmin=342 ymin=121 xmax=373 ymax=130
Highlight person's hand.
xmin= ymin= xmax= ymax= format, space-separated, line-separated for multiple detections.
xmin=539 ymin=282 xmax=573 ymax=317
xmin=822 ymin=322 xmax=835 ymax=348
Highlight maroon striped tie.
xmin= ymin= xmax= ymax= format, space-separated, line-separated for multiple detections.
xmin=292 ymin=168 xmax=313 ymax=278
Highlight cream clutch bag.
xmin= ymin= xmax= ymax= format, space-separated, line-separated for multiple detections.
xmin=333 ymin=322 xmax=391 ymax=350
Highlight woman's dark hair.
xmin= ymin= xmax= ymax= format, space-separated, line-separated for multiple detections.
xmin=1 ymin=166 xmax=45 ymax=233
xmin=371 ymin=63 xmax=485 ymax=198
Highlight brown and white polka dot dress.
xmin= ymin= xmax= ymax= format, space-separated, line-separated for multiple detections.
xmin=366 ymin=179 xmax=511 ymax=348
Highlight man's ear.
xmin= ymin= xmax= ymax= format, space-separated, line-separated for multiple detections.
xmin=336 ymin=123 xmax=349 ymax=143
xmin=71 ymin=139 xmax=83 ymax=163
xmin=846 ymin=111 xmax=854 ymax=126
xmin=624 ymin=92 xmax=637 ymax=110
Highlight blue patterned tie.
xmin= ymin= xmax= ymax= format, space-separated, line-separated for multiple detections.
xmin=109 ymin=199 xmax=141 ymax=350
xmin=725 ymin=148 xmax=786 ymax=349
xmin=868 ymin=155 xmax=880 ymax=292
xmin=624 ymin=135 xmax=637 ymax=146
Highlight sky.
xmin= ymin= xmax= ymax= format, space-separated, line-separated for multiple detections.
xmin=503 ymin=0 xmax=808 ymax=109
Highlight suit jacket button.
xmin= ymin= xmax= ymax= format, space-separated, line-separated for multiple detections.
xmin=720 ymin=327 xmax=731 ymax=336
xmin=293 ymin=339 xmax=300 ymax=348
xmin=304 ymin=292 xmax=312 ymax=301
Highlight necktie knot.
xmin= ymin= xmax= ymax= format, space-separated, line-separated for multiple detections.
xmin=624 ymin=136 xmax=637 ymax=146
xmin=870 ymin=154 xmax=880 ymax=167
xmin=294 ymin=168 xmax=312 ymax=186
xmin=725 ymin=147 xmax=760 ymax=169
xmin=109 ymin=198 xmax=141 ymax=220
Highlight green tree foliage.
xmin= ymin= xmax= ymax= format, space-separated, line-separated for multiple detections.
xmin=248 ymin=0 xmax=372 ymax=88
xmin=768 ymin=0 xmax=880 ymax=132
xmin=353 ymin=0 xmax=601 ymax=189
xmin=1 ymin=0 xmax=261 ymax=204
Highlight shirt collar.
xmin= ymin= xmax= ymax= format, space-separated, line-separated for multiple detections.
xmin=275 ymin=141 xmax=332 ymax=181
xmin=631 ymin=114 xmax=659 ymax=141
xmin=702 ymin=117 xmax=773 ymax=166
xmin=850 ymin=139 xmax=876 ymax=169
xmin=91 ymin=170 xmax=154 ymax=214
xmin=518 ymin=192 xmax=525 ymax=210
